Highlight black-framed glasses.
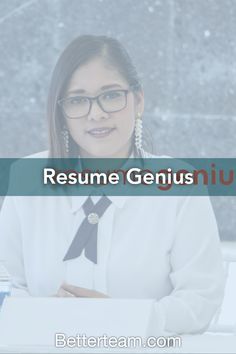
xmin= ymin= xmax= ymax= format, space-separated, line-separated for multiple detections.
xmin=58 ymin=89 xmax=131 ymax=119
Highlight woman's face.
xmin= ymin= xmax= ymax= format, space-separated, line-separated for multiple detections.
xmin=63 ymin=57 xmax=144 ymax=158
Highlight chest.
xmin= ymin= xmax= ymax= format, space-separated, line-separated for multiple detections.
xmin=18 ymin=196 xmax=177 ymax=297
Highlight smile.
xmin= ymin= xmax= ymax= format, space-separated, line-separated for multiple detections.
xmin=87 ymin=127 xmax=116 ymax=138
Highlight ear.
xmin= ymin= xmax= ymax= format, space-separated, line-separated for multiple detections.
xmin=134 ymin=89 xmax=145 ymax=117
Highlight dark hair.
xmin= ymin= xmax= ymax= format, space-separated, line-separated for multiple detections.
xmin=47 ymin=34 xmax=144 ymax=157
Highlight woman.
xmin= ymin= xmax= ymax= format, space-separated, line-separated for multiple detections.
xmin=0 ymin=35 xmax=225 ymax=334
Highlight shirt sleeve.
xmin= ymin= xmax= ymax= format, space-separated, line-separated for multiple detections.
xmin=152 ymin=194 xmax=226 ymax=335
xmin=0 ymin=196 xmax=29 ymax=297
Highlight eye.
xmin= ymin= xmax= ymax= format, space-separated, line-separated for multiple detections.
xmin=102 ymin=90 xmax=123 ymax=100
xmin=69 ymin=96 xmax=88 ymax=105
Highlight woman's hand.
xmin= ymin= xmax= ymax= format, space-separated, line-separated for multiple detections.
xmin=55 ymin=282 xmax=110 ymax=298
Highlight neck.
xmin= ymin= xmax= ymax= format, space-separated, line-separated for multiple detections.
xmin=79 ymin=142 xmax=133 ymax=159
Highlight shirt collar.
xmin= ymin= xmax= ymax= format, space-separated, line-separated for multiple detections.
xmin=69 ymin=195 xmax=129 ymax=213
xmin=69 ymin=152 xmax=134 ymax=213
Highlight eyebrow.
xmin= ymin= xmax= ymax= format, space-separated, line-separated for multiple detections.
xmin=67 ymin=84 xmax=123 ymax=95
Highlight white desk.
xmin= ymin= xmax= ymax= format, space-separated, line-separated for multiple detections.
xmin=0 ymin=298 xmax=235 ymax=353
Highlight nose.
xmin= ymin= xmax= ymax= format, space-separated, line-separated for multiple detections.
xmin=87 ymin=99 xmax=109 ymax=122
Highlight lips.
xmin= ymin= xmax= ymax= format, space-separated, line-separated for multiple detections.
xmin=87 ymin=127 xmax=116 ymax=137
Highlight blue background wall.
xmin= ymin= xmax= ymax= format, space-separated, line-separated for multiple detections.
xmin=0 ymin=0 xmax=236 ymax=240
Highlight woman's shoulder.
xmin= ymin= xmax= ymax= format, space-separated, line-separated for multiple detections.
xmin=142 ymin=149 xmax=172 ymax=159
xmin=23 ymin=150 xmax=49 ymax=159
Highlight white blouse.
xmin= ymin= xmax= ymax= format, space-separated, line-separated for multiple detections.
xmin=0 ymin=150 xmax=226 ymax=334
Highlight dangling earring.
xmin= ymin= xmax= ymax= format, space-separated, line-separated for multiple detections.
xmin=135 ymin=112 xmax=143 ymax=151
xmin=61 ymin=126 xmax=69 ymax=154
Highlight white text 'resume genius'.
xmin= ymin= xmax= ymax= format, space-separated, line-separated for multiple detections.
xmin=43 ymin=167 xmax=194 ymax=187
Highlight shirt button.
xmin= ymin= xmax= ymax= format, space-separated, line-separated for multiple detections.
xmin=87 ymin=213 xmax=99 ymax=224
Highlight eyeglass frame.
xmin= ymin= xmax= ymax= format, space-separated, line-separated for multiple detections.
xmin=57 ymin=88 xmax=134 ymax=119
